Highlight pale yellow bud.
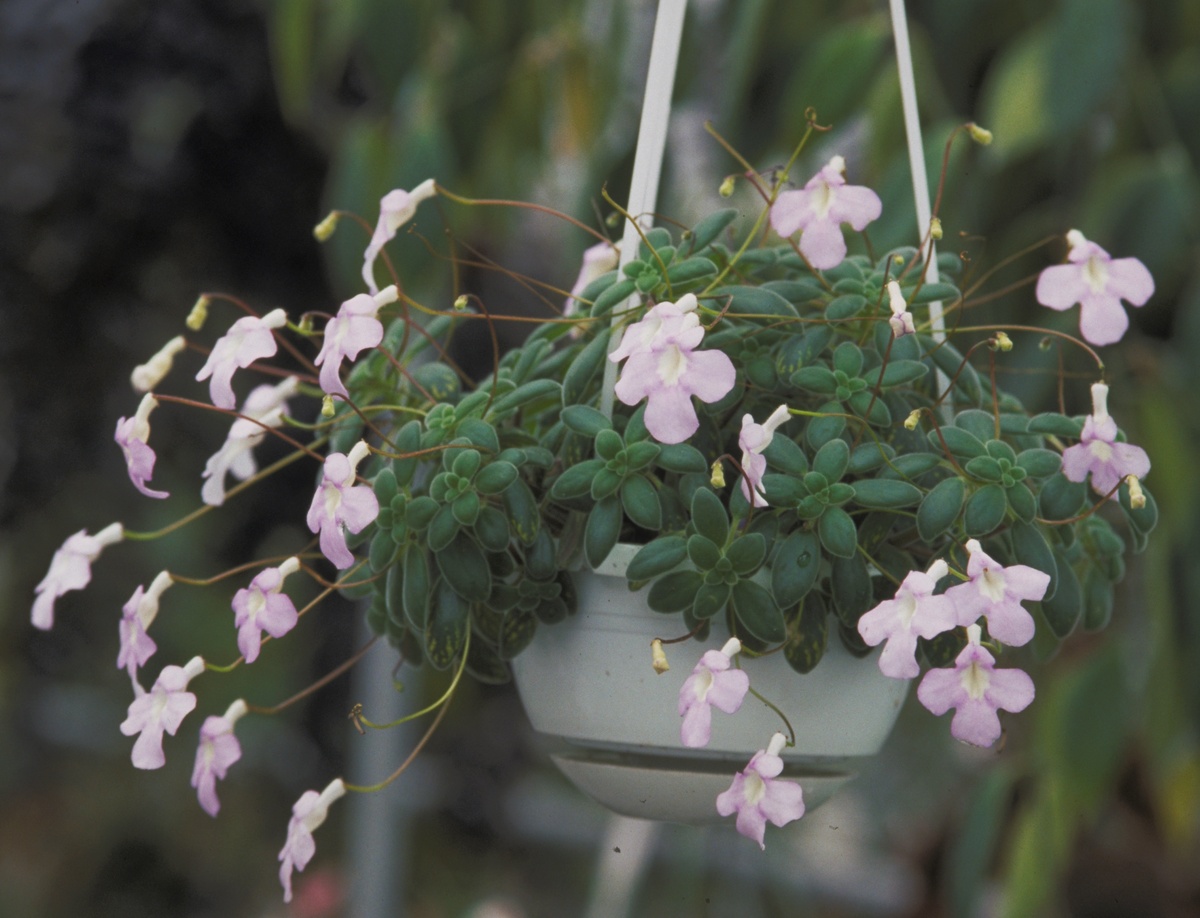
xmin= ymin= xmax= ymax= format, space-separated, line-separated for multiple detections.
xmin=650 ymin=639 xmax=670 ymax=674
xmin=967 ymin=122 xmax=993 ymax=146
xmin=313 ymin=211 xmax=340 ymax=242
xmin=719 ymin=175 xmax=736 ymax=198
xmin=904 ymin=409 xmax=922 ymax=431
xmin=131 ymin=335 xmax=187 ymax=392
xmin=993 ymin=331 xmax=1013 ymax=352
xmin=453 ymin=295 xmax=469 ymax=311
xmin=893 ymin=254 xmax=906 ymax=266
xmin=1125 ymin=475 xmax=1146 ymax=509
xmin=930 ymin=216 xmax=943 ymax=241
xmin=186 ymin=295 xmax=210 ymax=331
xmin=321 ymin=395 xmax=336 ymax=418
xmin=710 ymin=459 xmax=726 ymax=488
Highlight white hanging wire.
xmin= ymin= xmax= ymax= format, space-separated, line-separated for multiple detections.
xmin=599 ymin=0 xmax=689 ymax=420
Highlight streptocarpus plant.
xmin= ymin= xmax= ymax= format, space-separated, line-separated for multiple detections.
xmin=31 ymin=122 xmax=1158 ymax=895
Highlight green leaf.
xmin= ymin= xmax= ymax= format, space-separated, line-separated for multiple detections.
xmin=465 ymin=635 xmax=511 ymax=685
xmin=425 ymin=580 xmax=468 ymax=670
xmin=474 ymin=505 xmax=510 ymax=553
xmin=647 ymin=570 xmax=703 ymax=612
xmin=926 ymin=338 xmax=983 ymax=403
xmin=692 ymin=582 xmax=731 ymax=619
xmin=851 ymin=478 xmax=923 ymax=509
xmin=1006 ymin=483 xmax=1037 ymax=523
xmin=427 ymin=504 xmax=460 ymax=552
xmin=584 ymin=495 xmax=622 ymax=569
xmin=1041 ymin=550 xmax=1082 ymax=638
xmin=525 ymin=529 xmax=557 ymax=581
xmin=666 ymin=256 xmax=718 ymax=284
xmin=589 ymin=279 xmax=637 ymax=317
xmin=790 ymin=365 xmax=838 ymax=395
xmin=435 ymin=532 xmax=491 ymax=602
xmin=384 ymin=561 xmax=404 ymax=626
xmin=717 ymin=285 xmax=799 ymax=319
xmin=490 ymin=379 xmax=561 ymax=415
xmin=402 ymin=547 xmax=430 ymax=630
xmin=590 ymin=469 xmax=623 ymax=501
xmin=687 ymin=534 xmax=721 ymax=570
xmin=627 ymin=536 xmax=687 ymax=581
xmin=656 ymin=443 xmax=707 ymax=473
xmin=908 ymin=282 xmax=961 ymax=305
xmin=550 ymin=459 xmax=605 ymax=501
xmin=1049 ymin=0 xmax=1128 ymax=135
xmin=561 ymin=405 xmax=612 ymax=437
xmin=456 ymin=417 xmax=500 ymax=453
xmin=771 ymin=530 xmax=821 ymax=608
xmin=1028 ymin=412 xmax=1084 ymax=438
xmin=499 ymin=606 xmax=537 ymax=660
xmin=763 ymin=434 xmax=809 ymax=476
xmin=831 ymin=553 xmax=873 ymax=627
xmin=369 ymin=528 xmax=398 ymax=573
xmin=871 ymin=360 xmax=929 ymax=389
xmin=691 ymin=487 xmax=729 ymax=545
xmin=965 ymin=456 xmax=1005 ymax=482
xmin=503 ymin=480 xmax=540 ymax=544
xmin=1009 ymin=521 xmax=1058 ymax=601
xmin=784 ymin=595 xmax=829 ymax=674
xmin=451 ymin=490 xmax=480 ymax=527
xmin=621 ymin=475 xmax=662 ymax=530
xmin=1016 ymin=448 xmax=1062 ymax=479
xmin=812 ymin=438 xmax=850 ymax=482
xmin=731 ymin=580 xmax=786 ymax=643
xmin=726 ymin=533 xmax=767 ymax=575
xmin=826 ymin=294 xmax=867 ymax=321
xmin=413 ymin=362 xmax=460 ymax=400
xmin=1119 ymin=480 xmax=1158 ymax=536
xmin=918 ymin=477 xmax=966 ymax=542
xmin=688 ymin=208 xmax=739 ymax=251
xmin=373 ymin=467 xmax=398 ymax=505
xmin=561 ymin=327 xmax=611 ymax=404
xmin=1039 ymin=472 xmax=1087 ymax=522
xmin=392 ymin=420 xmax=422 ymax=487
xmin=818 ymin=506 xmax=858 ymax=559
xmin=964 ymin=484 xmax=1007 ymax=537
xmin=933 ymin=426 xmax=987 ymax=460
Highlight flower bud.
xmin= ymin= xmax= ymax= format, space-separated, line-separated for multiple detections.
xmin=321 ymin=395 xmax=335 ymax=418
xmin=719 ymin=175 xmax=736 ymax=198
xmin=313 ymin=211 xmax=339 ymax=242
xmin=131 ymin=335 xmax=187 ymax=392
xmin=650 ymin=639 xmax=670 ymax=674
xmin=187 ymin=295 xmax=210 ymax=331
xmin=929 ymin=216 xmax=943 ymax=240
xmin=710 ymin=459 xmax=726 ymax=488
xmin=993 ymin=331 xmax=1013 ymax=352
xmin=904 ymin=409 xmax=922 ymax=431
xmin=967 ymin=122 xmax=993 ymax=145
xmin=297 ymin=314 xmax=314 ymax=335
xmin=453 ymin=295 xmax=469 ymax=311
xmin=1125 ymin=474 xmax=1146 ymax=509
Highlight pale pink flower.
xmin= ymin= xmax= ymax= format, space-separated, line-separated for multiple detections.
xmin=1035 ymin=229 xmax=1154 ymax=346
xmin=195 ymin=308 xmax=288 ymax=409
xmin=857 ymin=559 xmax=958 ymax=679
xmin=917 ymin=624 xmax=1035 ymax=747
xmin=738 ymin=404 xmax=791 ymax=508
xmin=564 ymin=240 xmax=620 ymax=317
xmin=716 ymin=732 xmax=805 ymax=849
xmin=609 ymin=295 xmax=735 ymax=444
xmin=1061 ymin=382 xmax=1150 ymax=497
xmin=117 ymin=571 xmax=173 ymax=685
xmin=201 ymin=376 xmax=299 ymax=506
xmin=32 ymin=522 xmax=124 ymax=630
xmin=770 ymin=155 xmax=882 ymax=270
xmin=887 ymin=281 xmax=915 ymax=337
xmin=314 ymin=286 xmax=399 ymax=398
xmin=362 ymin=179 xmax=437 ymax=293
xmin=232 ymin=558 xmax=301 ymax=663
xmin=946 ymin=539 xmax=1048 ymax=646
xmin=279 ymin=779 xmax=347 ymax=903
xmin=131 ymin=335 xmax=187 ymax=392
xmin=191 ymin=699 xmax=247 ymax=817
xmin=114 ymin=392 xmax=168 ymax=499
xmin=120 ymin=656 xmax=205 ymax=769
xmin=678 ymin=638 xmax=751 ymax=747
xmin=306 ymin=441 xmax=379 ymax=569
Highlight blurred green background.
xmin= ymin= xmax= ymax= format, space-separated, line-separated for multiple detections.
xmin=2 ymin=0 xmax=1197 ymax=915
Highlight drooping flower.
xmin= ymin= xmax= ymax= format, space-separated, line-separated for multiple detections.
xmin=120 ymin=655 xmax=205 ymax=769
xmin=195 ymin=308 xmax=288 ymax=410
xmin=1035 ymin=229 xmax=1154 ymax=346
xmin=32 ymin=522 xmax=124 ymax=630
xmin=887 ymin=281 xmax=915 ymax=337
xmin=945 ymin=539 xmax=1049 ymax=646
xmin=314 ymin=286 xmax=399 ymax=398
xmin=117 ymin=570 xmax=173 ymax=685
xmin=738 ymin=404 xmax=791 ymax=508
xmin=769 ymin=155 xmax=882 ymax=270
xmin=232 ymin=557 xmax=301 ymax=663
xmin=716 ymin=732 xmax=806 ymax=849
xmin=131 ymin=335 xmax=187 ymax=392
xmin=564 ymin=240 xmax=620 ymax=318
xmin=362 ymin=179 xmax=437 ymax=294
xmin=201 ymin=376 xmax=300 ymax=507
xmin=279 ymin=779 xmax=347 ymax=903
xmin=857 ymin=559 xmax=958 ymax=679
xmin=1061 ymin=382 xmax=1151 ymax=497
xmin=609 ymin=296 xmax=736 ymax=444
xmin=191 ymin=699 xmax=247 ymax=817
xmin=678 ymin=638 xmax=751 ymax=748
xmin=916 ymin=624 xmax=1035 ymax=747
xmin=306 ymin=441 xmax=379 ymax=569
xmin=114 ymin=392 xmax=169 ymax=499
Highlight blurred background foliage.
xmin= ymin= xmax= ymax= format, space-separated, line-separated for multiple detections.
xmin=2 ymin=0 xmax=1198 ymax=915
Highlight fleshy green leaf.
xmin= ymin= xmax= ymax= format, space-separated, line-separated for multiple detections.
xmin=818 ymin=506 xmax=858 ymax=559
xmin=851 ymin=478 xmax=923 ymax=509
xmin=964 ymin=484 xmax=1007 ymax=537
xmin=918 ymin=476 xmax=966 ymax=541
xmin=425 ymin=580 xmax=468 ymax=670
xmin=691 ymin=487 xmax=729 ymax=545
xmin=772 ymin=530 xmax=821 ymax=608
xmin=584 ymin=495 xmax=622 ymax=569
xmin=627 ymin=536 xmax=688 ymax=581
xmin=731 ymin=580 xmax=786 ymax=643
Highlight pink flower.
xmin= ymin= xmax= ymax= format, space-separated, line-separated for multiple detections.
xmin=678 ymin=638 xmax=751 ymax=747
xmin=1061 ymin=382 xmax=1150 ymax=497
xmin=716 ymin=732 xmax=806 ymax=849
xmin=738 ymin=405 xmax=791 ymax=508
xmin=201 ymin=376 xmax=299 ymax=506
xmin=131 ymin=335 xmax=187 ymax=392
xmin=1035 ymin=229 xmax=1154 ymax=346
xmin=117 ymin=571 xmax=173 ymax=685
xmin=32 ymin=522 xmax=124 ymax=630
xmin=114 ymin=393 xmax=168 ymax=499
xmin=917 ymin=624 xmax=1035 ymax=747
xmin=362 ymin=179 xmax=437 ymax=293
xmin=120 ymin=656 xmax=205 ymax=769
xmin=609 ymin=295 xmax=736 ymax=444
xmin=314 ymin=286 xmax=399 ymax=398
xmin=191 ymin=699 xmax=247 ymax=817
xmin=232 ymin=558 xmax=301 ymax=663
xmin=306 ymin=441 xmax=379 ymax=569
xmin=195 ymin=308 xmax=288 ymax=409
xmin=857 ymin=559 xmax=958 ymax=679
xmin=770 ymin=155 xmax=882 ymax=270
xmin=887 ymin=281 xmax=915 ymax=337
xmin=564 ymin=240 xmax=620 ymax=318
xmin=279 ymin=779 xmax=346 ymax=903
xmin=946 ymin=539 xmax=1048 ymax=646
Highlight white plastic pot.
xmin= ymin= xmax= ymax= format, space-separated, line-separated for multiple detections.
xmin=512 ymin=544 xmax=909 ymax=823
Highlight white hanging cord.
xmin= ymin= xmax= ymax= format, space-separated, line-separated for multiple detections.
xmin=599 ymin=0 xmax=688 ymax=420
xmin=888 ymin=0 xmax=946 ymax=344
